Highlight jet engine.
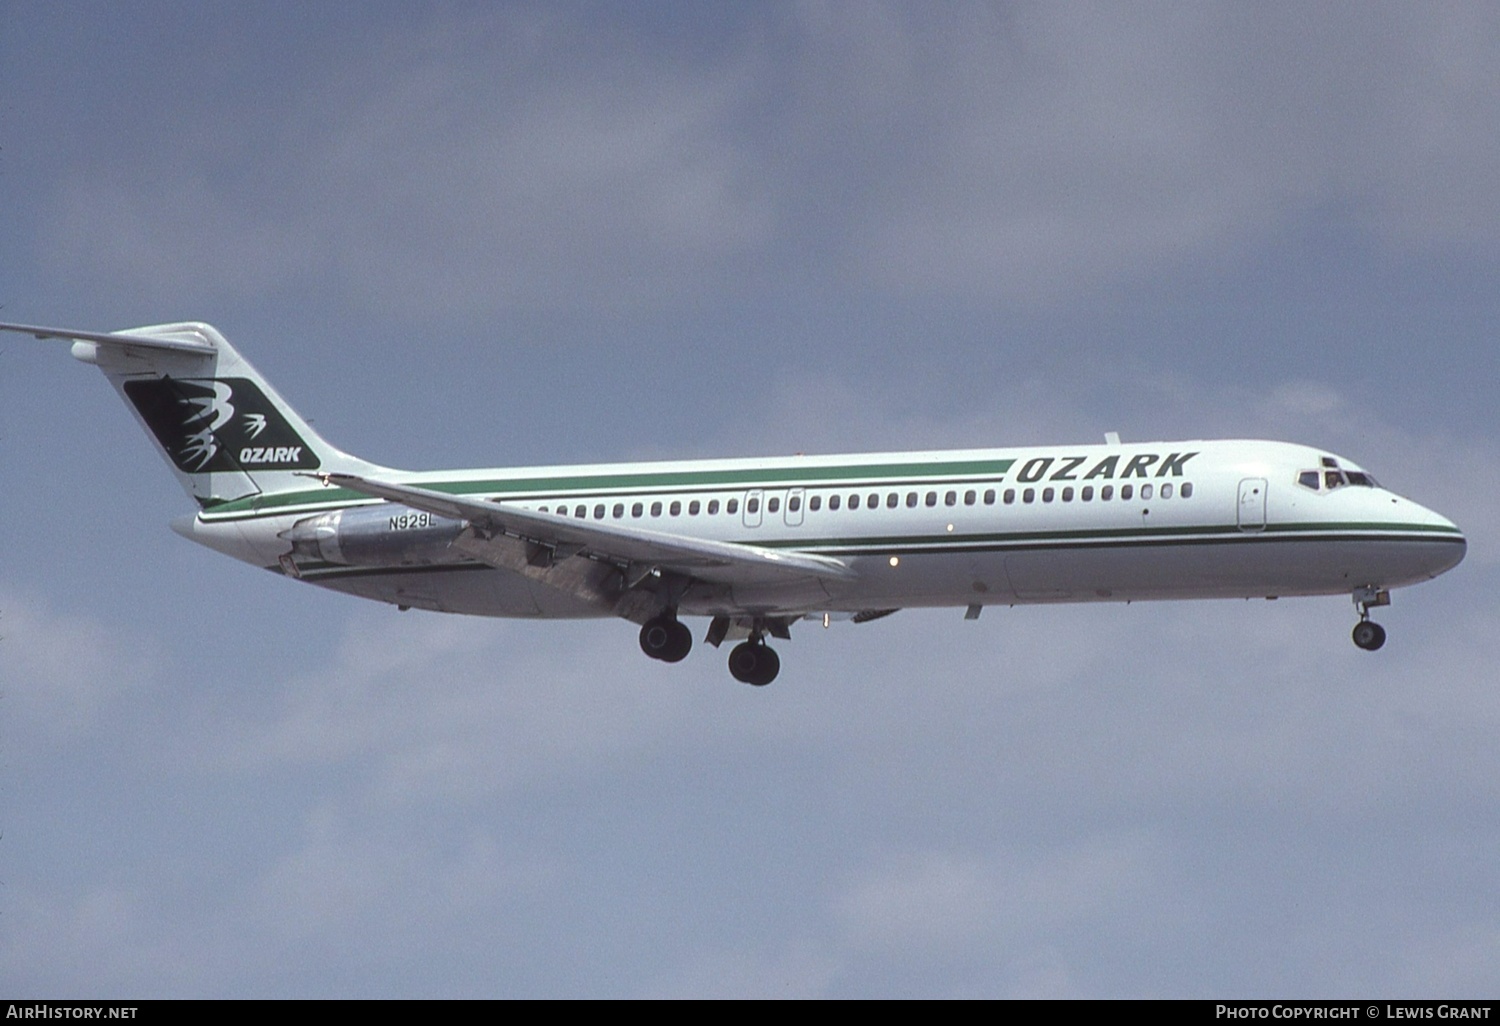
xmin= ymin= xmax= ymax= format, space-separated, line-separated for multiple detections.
xmin=280 ymin=505 xmax=468 ymax=568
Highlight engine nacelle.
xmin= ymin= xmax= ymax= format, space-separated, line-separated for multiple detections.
xmin=281 ymin=505 xmax=468 ymax=568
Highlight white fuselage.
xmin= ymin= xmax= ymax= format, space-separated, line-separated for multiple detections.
xmin=177 ymin=438 xmax=1465 ymax=621
xmin=5 ymin=317 xmax=1461 ymax=683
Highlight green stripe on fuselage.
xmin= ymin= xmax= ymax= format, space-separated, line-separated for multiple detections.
xmin=755 ymin=521 xmax=1463 ymax=554
xmin=203 ymin=456 xmax=1018 ymax=518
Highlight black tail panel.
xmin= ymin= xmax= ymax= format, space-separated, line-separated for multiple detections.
xmin=124 ymin=376 xmax=322 ymax=475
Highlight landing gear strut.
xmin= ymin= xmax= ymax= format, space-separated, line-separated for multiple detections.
xmin=727 ymin=635 xmax=780 ymax=686
xmin=639 ymin=613 xmax=692 ymax=663
xmin=1351 ymin=586 xmax=1389 ymax=652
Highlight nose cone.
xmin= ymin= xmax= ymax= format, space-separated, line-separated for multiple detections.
xmin=1351 ymin=485 xmax=1466 ymax=585
xmin=1408 ymin=500 xmax=1466 ymax=579
xmin=1434 ymin=521 xmax=1466 ymax=576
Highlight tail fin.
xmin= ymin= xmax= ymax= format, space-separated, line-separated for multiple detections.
xmin=3 ymin=320 xmax=385 ymax=508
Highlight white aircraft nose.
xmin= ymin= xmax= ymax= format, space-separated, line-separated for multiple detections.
xmin=1406 ymin=500 xmax=1466 ymax=579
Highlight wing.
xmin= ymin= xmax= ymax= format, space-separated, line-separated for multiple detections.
xmin=309 ymin=473 xmax=853 ymax=615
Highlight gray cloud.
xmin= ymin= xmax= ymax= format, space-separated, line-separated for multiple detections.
xmin=32 ymin=3 xmax=1500 ymax=320
xmin=0 ymin=589 xmax=163 ymax=744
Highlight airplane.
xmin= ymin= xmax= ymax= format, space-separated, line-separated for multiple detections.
xmin=2 ymin=320 xmax=1467 ymax=686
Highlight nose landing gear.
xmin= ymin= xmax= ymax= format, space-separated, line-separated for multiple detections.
xmin=1351 ymin=586 xmax=1390 ymax=652
xmin=1352 ymin=620 xmax=1386 ymax=651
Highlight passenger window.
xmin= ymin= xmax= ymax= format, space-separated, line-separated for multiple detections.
xmin=806 ymin=495 xmax=818 ymax=512
xmin=829 ymin=495 xmax=840 ymax=511
xmin=1141 ymin=484 xmax=1153 ymax=500
xmin=1023 ymin=488 xmax=1035 ymax=503
xmin=650 ymin=501 xmax=662 ymax=517
xmin=983 ymin=489 xmax=996 ymax=505
xmin=1003 ymin=489 xmax=1015 ymax=505
xmin=575 ymin=505 xmax=586 ymax=518
xmin=1101 ymin=486 xmax=1114 ymax=501
xmin=747 ymin=497 xmax=760 ymax=514
xmin=906 ymin=492 xmax=918 ymax=508
xmin=613 ymin=503 xmax=625 ymax=518
xmin=925 ymin=491 xmax=938 ymax=507
xmin=1042 ymin=487 xmax=1054 ymax=502
xmin=727 ymin=498 xmax=739 ymax=514
xmin=1082 ymin=486 xmax=1093 ymax=501
xmin=847 ymin=494 xmax=858 ymax=510
xmin=1161 ymin=483 xmax=1173 ymax=499
xmin=944 ymin=491 xmax=956 ymax=506
xmin=964 ymin=489 xmax=976 ymax=506
xmin=868 ymin=493 xmax=880 ymax=509
xmin=1121 ymin=485 xmax=1133 ymax=500
xmin=1181 ymin=483 xmax=1193 ymax=498
xmin=594 ymin=504 xmax=605 ymax=519
xmin=768 ymin=496 xmax=780 ymax=513
xmin=689 ymin=500 xmax=701 ymax=515
xmin=632 ymin=502 xmax=644 ymax=517
xmin=707 ymin=499 xmax=720 ymax=515
xmin=1062 ymin=486 xmax=1074 ymax=502
xmin=887 ymin=493 xmax=899 ymax=509
xmin=669 ymin=500 xmax=681 ymax=516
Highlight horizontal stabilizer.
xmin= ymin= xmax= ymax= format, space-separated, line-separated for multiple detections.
xmin=0 ymin=321 xmax=218 ymax=355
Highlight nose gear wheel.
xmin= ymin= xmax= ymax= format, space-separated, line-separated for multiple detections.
xmin=1351 ymin=586 xmax=1390 ymax=652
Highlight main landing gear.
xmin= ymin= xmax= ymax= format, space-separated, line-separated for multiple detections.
xmin=1351 ymin=586 xmax=1390 ymax=652
xmin=638 ymin=612 xmax=784 ymax=685
xmin=727 ymin=637 xmax=780 ymax=687
xmin=639 ymin=613 xmax=692 ymax=663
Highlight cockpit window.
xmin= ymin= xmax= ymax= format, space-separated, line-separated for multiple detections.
xmin=1298 ymin=458 xmax=1379 ymax=493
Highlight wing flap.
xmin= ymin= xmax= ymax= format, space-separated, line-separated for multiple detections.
xmin=311 ymin=472 xmax=855 ymax=587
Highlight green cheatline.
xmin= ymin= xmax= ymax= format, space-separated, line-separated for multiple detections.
xmin=202 ymin=456 xmax=1020 ymax=517
xmin=761 ymin=521 xmax=1463 ymax=553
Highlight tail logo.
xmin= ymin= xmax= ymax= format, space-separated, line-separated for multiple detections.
xmin=178 ymin=380 xmax=235 ymax=469
xmin=124 ymin=377 xmax=320 ymax=474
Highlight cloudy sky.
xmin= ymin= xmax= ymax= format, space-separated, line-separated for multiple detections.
xmin=2 ymin=1 xmax=1497 ymax=998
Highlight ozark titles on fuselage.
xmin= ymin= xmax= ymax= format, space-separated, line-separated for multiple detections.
xmin=1011 ymin=451 xmax=1198 ymax=482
